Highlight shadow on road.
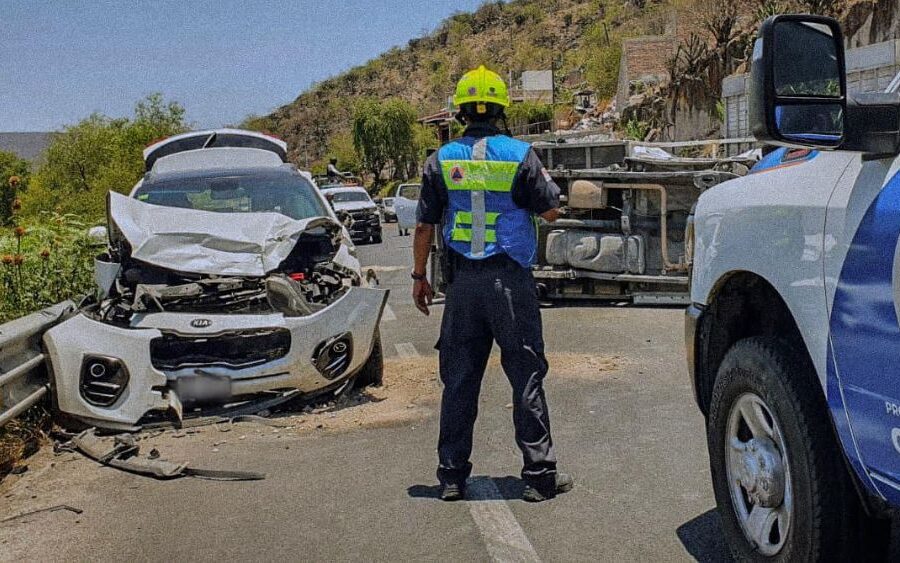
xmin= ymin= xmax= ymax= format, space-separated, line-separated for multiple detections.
xmin=407 ymin=475 xmax=525 ymax=501
xmin=676 ymin=509 xmax=732 ymax=562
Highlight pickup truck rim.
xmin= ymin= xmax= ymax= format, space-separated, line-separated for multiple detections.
xmin=725 ymin=392 xmax=792 ymax=556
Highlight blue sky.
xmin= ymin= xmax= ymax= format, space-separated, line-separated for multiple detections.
xmin=0 ymin=0 xmax=485 ymax=132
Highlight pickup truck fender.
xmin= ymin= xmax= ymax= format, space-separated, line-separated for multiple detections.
xmin=691 ymin=150 xmax=856 ymax=387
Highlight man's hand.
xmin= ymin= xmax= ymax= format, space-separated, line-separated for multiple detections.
xmin=413 ymin=278 xmax=434 ymax=316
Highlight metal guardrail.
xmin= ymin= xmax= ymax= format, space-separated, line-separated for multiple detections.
xmin=0 ymin=301 xmax=75 ymax=427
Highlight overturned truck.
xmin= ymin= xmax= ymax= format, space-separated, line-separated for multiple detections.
xmin=45 ymin=130 xmax=388 ymax=431
xmin=529 ymin=140 xmax=755 ymax=304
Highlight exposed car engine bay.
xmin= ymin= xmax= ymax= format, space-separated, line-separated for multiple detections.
xmin=86 ymin=193 xmax=362 ymax=326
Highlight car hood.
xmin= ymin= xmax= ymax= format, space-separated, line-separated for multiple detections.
xmin=108 ymin=191 xmax=343 ymax=277
xmin=332 ymin=201 xmax=376 ymax=213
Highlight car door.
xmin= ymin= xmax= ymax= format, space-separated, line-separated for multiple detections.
xmin=394 ymin=184 xmax=420 ymax=231
xmin=825 ymin=150 xmax=900 ymax=502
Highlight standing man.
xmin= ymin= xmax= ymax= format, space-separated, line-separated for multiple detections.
xmin=412 ymin=66 xmax=572 ymax=502
xmin=326 ymin=157 xmax=342 ymax=182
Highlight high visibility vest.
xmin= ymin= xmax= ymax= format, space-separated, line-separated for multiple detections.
xmin=438 ymin=135 xmax=537 ymax=268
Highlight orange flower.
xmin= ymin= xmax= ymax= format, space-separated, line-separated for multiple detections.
xmin=12 ymin=254 xmax=23 ymax=266
xmin=1 ymin=255 xmax=12 ymax=265
xmin=7 ymin=176 xmax=20 ymax=188
xmin=39 ymin=248 xmax=50 ymax=259
xmin=11 ymin=198 xmax=21 ymax=211
xmin=13 ymin=226 xmax=25 ymax=238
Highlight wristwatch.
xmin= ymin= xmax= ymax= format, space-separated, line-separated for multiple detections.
xmin=411 ymin=271 xmax=427 ymax=281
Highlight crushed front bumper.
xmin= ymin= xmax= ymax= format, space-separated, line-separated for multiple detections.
xmin=44 ymin=287 xmax=388 ymax=430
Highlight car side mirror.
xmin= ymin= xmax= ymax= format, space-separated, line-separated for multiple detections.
xmin=750 ymin=15 xmax=846 ymax=149
xmin=750 ymin=14 xmax=900 ymax=158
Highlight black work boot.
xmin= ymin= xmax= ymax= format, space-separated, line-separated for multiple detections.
xmin=440 ymin=482 xmax=466 ymax=501
xmin=523 ymin=473 xmax=573 ymax=503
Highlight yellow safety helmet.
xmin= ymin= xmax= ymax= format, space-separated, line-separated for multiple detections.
xmin=453 ymin=65 xmax=510 ymax=110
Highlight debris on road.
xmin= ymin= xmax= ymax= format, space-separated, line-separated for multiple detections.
xmin=71 ymin=429 xmax=265 ymax=481
xmin=1 ymin=504 xmax=82 ymax=525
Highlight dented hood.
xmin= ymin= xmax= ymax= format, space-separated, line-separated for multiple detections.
xmin=108 ymin=191 xmax=341 ymax=276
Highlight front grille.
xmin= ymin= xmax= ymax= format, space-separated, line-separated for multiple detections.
xmin=150 ymin=328 xmax=291 ymax=370
xmin=350 ymin=210 xmax=378 ymax=224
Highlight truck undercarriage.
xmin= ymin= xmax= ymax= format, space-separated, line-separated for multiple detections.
xmin=531 ymin=140 xmax=755 ymax=303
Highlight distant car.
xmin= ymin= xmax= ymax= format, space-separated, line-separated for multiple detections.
xmin=321 ymin=186 xmax=382 ymax=244
xmin=381 ymin=197 xmax=397 ymax=222
xmin=43 ymin=129 xmax=387 ymax=430
xmin=394 ymin=183 xmax=421 ymax=233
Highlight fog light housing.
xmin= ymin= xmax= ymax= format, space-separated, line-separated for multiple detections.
xmin=312 ymin=332 xmax=353 ymax=380
xmin=80 ymin=355 xmax=129 ymax=406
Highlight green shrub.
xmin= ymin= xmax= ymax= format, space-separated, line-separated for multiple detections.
xmin=0 ymin=155 xmax=29 ymax=227
xmin=0 ymin=212 xmax=96 ymax=324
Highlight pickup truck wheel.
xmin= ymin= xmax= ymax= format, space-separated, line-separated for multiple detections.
xmin=354 ymin=328 xmax=383 ymax=388
xmin=708 ymin=336 xmax=882 ymax=562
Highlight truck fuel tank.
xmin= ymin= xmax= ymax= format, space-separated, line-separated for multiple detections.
xmin=545 ymin=230 xmax=645 ymax=274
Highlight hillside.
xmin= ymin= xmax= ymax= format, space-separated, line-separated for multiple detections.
xmin=260 ymin=0 xmax=671 ymax=167
xmin=260 ymin=0 xmax=900 ymax=170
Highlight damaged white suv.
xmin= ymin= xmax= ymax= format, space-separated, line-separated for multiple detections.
xmin=44 ymin=130 xmax=388 ymax=430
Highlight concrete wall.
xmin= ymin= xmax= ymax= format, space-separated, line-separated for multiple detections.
xmin=615 ymin=36 xmax=676 ymax=112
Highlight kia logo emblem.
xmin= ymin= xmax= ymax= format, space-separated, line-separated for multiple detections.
xmin=190 ymin=318 xmax=212 ymax=328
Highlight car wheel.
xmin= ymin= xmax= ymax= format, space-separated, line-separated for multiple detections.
xmin=372 ymin=233 xmax=382 ymax=244
xmin=707 ymin=336 xmax=889 ymax=562
xmin=354 ymin=328 xmax=383 ymax=388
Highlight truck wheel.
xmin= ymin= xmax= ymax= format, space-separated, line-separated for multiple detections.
xmin=354 ymin=328 xmax=383 ymax=388
xmin=707 ymin=336 xmax=888 ymax=561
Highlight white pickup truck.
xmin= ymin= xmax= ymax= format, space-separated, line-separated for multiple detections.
xmin=687 ymin=15 xmax=900 ymax=560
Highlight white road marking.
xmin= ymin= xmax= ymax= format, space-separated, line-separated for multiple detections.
xmin=394 ymin=342 xmax=419 ymax=358
xmin=381 ymin=304 xmax=397 ymax=321
xmin=466 ymin=478 xmax=542 ymax=563
xmin=362 ymin=265 xmax=406 ymax=272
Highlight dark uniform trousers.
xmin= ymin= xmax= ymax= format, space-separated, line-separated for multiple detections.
xmin=437 ymin=253 xmax=557 ymax=489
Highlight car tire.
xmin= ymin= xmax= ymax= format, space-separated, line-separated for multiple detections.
xmin=707 ymin=336 xmax=889 ymax=562
xmin=354 ymin=328 xmax=383 ymax=388
xmin=372 ymin=233 xmax=382 ymax=244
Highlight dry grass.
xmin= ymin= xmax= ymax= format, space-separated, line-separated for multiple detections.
xmin=0 ymin=409 xmax=50 ymax=481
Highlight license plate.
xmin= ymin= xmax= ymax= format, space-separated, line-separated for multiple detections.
xmin=176 ymin=373 xmax=232 ymax=402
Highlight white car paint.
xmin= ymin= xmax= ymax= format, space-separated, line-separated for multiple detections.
xmin=691 ymin=150 xmax=856 ymax=384
xmin=394 ymin=183 xmax=421 ymax=231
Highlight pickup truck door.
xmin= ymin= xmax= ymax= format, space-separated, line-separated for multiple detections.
xmin=394 ymin=184 xmax=421 ymax=232
xmin=825 ymin=153 xmax=900 ymax=501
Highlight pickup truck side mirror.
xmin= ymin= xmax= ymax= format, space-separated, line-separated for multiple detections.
xmin=750 ymin=14 xmax=900 ymax=158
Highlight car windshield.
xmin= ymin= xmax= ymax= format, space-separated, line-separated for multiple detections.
xmin=134 ymin=172 xmax=329 ymax=220
xmin=330 ymin=191 xmax=371 ymax=203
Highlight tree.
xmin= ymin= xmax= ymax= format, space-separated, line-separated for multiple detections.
xmin=0 ymin=151 xmax=29 ymax=226
xmin=324 ymin=131 xmax=362 ymax=175
xmin=23 ymin=94 xmax=188 ymax=220
xmin=351 ymin=98 xmax=418 ymax=189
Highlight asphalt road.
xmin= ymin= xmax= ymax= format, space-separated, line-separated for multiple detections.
xmin=0 ymin=223 xmax=728 ymax=562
